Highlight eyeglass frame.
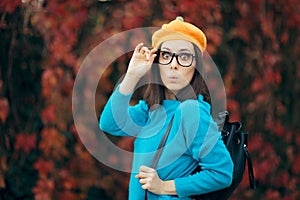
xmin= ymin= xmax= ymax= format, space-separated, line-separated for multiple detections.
xmin=157 ymin=49 xmax=195 ymax=67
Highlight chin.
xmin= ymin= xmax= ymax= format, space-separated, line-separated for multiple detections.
xmin=165 ymin=84 xmax=185 ymax=92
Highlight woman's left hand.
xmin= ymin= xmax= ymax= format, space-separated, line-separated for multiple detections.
xmin=135 ymin=165 xmax=164 ymax=194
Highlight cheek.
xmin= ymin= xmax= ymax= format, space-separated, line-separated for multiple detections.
xmin=159 ymin=66 xmax=168 ymax=82
xmin=183 ymin=68 xmax=195 ymax=82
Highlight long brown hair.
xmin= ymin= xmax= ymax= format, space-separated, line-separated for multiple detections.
xmin=143 ymin=43 xmax=210 ymax=110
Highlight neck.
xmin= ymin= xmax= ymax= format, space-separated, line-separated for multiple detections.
xmin=165 ymin=89 xmax=177 ymax=100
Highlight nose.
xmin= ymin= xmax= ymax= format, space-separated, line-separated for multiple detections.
xmin=170 ymin=56 xmax=178 ymax=70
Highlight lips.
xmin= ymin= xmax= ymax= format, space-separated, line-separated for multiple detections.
xmin=168 ymin=75 xmax=179 ymax=80
xmin=167 ymin=76 xmax=179 ymax=84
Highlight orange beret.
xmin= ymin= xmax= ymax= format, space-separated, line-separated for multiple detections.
xmin=152 ymin=16 xmax=207 ymax=52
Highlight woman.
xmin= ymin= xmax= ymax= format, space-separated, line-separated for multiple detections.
xmin=100 ymin=17 xmax=233 ymax=199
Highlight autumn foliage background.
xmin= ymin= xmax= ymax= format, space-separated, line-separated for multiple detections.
xmin=0 ymin=0 xmax=300 ymax=199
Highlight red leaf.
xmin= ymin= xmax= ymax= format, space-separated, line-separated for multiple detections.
xmin=205 ymin=27 xmax=223 ymax=54
xmin=292 ymin=154 xmax=300 ymax=174
xmin=33 ymin=158 xmax=54 ymax=176
xmin=0 ymin=98 xmax=9 ymax=123
xmin=226 ymin=99 xmax=240 ymax=121
xmin=63 ymin=53 xmax=77 ymax=67
xmin=295 ymin=133 xmax=300 ymax=146
xmin=41 ymin=105 xmax=56 ymax=125
xmin=117 ymin=137 xmax=134 ymax=151
xmin=39 ymin=127 xmax=69 ymax=160
xmin=263 ymin=53 xmax=278 ymax=67
xmin=41 ymin=69 xmax=58 ymax=98
xmin=297 ymin=62 xmax=300 ymax=79
xmin=273 ymin=121 xmax=285 ymax=136
xmin=280 ymin=31 xmax=289 ymax=44
xmin=265 ymin=189 xmax=281 ymax=200
xmin=32 ymin=179 xmax=54 ymax=200
xmin=264 ymin=68 xmax=282 ymax=85
xmin=260 ymin=17 xmax=276 ymax=42
xmin=251 ymin=78 xmax=264 ymax=92
xmin=0 ymin=0 xmax=22 ymax=14
xmin=14 ymin=133 xmax=36 ymax=154
xmin=270 ymin=171 xmax=290 ymax=188
xmin=248 ymin=134 xmax=264 ymax=152
xmin=57 ymin=191 xmax=77 ymax=200
xmin=230 ymin=22 xmax=250 ymax=42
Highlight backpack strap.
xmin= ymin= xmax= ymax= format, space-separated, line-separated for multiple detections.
xmin=145 ymin=115 xmax=174 ymax=200
xmin=244 ymin=145 xmax=256 ymax=189
xmin=151 ymin=115 xmax=174 ymax=168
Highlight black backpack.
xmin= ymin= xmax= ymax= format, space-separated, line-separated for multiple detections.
xmin=146 ymin=111 xmax=256 ymax=200
xmin=191 ymin=111 xmax=256 ymax=199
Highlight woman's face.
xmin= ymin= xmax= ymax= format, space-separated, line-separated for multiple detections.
xmin=158 ymin=40 xmax=196 ymax=93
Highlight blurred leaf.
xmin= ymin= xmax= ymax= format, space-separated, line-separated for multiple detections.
xmin=14 ymin=132 xmax=36 ymax=154
xmin=39 ymin=127 xmax=69 ymax=160
xmin=0 ymin=0 xmax=21 ymax=14
xmin=33 ymin=158 xmax=54 ymax=176
xmin=0 ymin=98 xmax=9 ymax=123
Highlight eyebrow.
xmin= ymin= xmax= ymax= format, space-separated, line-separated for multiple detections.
xmin=161 ymin=47 xmax=193 ymax=52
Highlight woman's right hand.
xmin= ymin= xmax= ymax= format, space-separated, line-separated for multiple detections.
xmin=126 ymin=43 xmax=157 ymax=80
xmin=119 ymin=43 xmax=157 ymax=95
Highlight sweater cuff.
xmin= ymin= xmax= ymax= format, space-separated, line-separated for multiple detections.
xmin=112 ymin=84 xmax=133 ymax=101
xmin=110 ymin=85 xmax=133 ymax=118
xmin=174 ymin=177 xmax=193 ymax=198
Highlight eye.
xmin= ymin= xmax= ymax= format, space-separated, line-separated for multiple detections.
xmin=179 ymin=53 xmax=192 ymax=61
xmin=161 ymin=51 xmax=172 ymax=60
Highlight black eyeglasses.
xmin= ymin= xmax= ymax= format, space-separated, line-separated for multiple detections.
xmin=158 ymin=49 xmax=195 ymax=67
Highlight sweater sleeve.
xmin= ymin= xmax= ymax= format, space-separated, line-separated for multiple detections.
xmin=174 ymin=97 xmax=234 ymax=198
xmin=99 ymin=85 xmax=148 ymax=137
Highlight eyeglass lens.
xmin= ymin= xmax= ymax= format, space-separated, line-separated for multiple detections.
xmin=158 ymin=51 xmax=194 ymax=67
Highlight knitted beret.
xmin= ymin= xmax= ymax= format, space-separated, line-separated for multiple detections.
xmin=152 ymin=16 xmax=207 ymax=52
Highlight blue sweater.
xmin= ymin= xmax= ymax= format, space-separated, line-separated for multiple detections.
xmin=99 ymin=86 xmax=233 ymax=199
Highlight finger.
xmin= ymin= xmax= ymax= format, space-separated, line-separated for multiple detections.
xmin=141 ymin=183 xmax=149 ymax=190
xmin=135 ymin=174 xmax=141 ymax=179
xmin=135 ymin=172 xmax=148 ymax=179
xmin=140 ymin=46 xmax=150 ymax=52
xmin=134 ymin=43 xmax=144 ymax=53
xmin=147 ymin=53 xmax=157 ymax=64
xmin=147 ymin=48 xmax=157 ymax=61
xmin=139 ymin=177 xmax=148 ymax=184
xmin=140 ymin=47 xmax=150 ymax=59
xmin=145 ymin=51 xmax=150 ymax=60
xmin=140 ymin=165 xmax=154 ymax=173
xmin=150 ymin=47 xmax=157 ymax=54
